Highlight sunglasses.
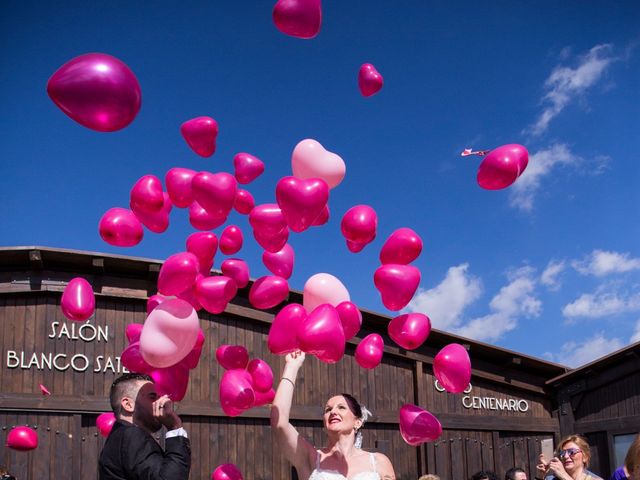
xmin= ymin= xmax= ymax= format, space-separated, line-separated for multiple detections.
xmin=558 ymin=447 xmax=582 ymax=458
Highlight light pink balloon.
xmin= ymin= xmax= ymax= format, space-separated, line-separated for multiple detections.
xmin=60 ymin=277 xmax=95 ymax=321
xmin=297 ymin=304 xmax=345 ymax=363
xmin=477 ymin=144 xmax=529 ymax=190
xmin=181 ymin=329 xmax=206 ymax=370
xmin=134 ymin=192 xmax=172 ymax=234
xmin=120 ymin=341 xmax=152 ymax=373
xmin=272 ymin=0 xmax=322 ymax=39
xmin=181 ymin=116 xmax=219 ymax=157
xmin=247 ymin=358 xmax=274 ymax=393
xmin=233 ymin=153 xmax=265 ymax=184
xmin=388 ymin=313 xmax=431 ymax=350
xmin=192 ymin=172 xmax=237 ymax=219
xmin=234 ymin=189 xmax=255 ymax=215
xmin=186 ymin=231 xmax=218 ymax=274
xmin=276 ymin=176 xmax=329 ymax=233
xmin=312 ymin=204 xmax=329 ymax=226
xmin=341 ymin=205 xmax=377 ymax=251
xmin=373 ymin=264 xmax=421 ymax=311
xmin=335 ymin=301 xmax=362 ymax=341
xmin=130 ymin=175 xmax=164 ymax=215
xmin=219 ymin=368 xmax=255 ymax=416
xmin=379 ymin=228 xmax=423 ymax=265
xmin=216 ymin=345 xmax=249 ymax=370
xmin=146 ymin=295 xmax=166 ymax=315
xmin=249 ymin=275 xmax=289 ymax=310
xmin=358 ymin=63 xmax=384 ymax=97
xmin=139 ymin=298 xmax=200 ymax=368
xmin=6 ymin=425 xmax=38 ymax=451
xmin=195 ymin=275 xmax=237 ymax=314
xmin=262 ymin=243 xmax=295 ymax=279
xmin=165 ymin=167 xmax=196 ymax=208
xmin=291 ymin=139 xmax=345 ymax=189
xmin=47 ymin=53 xmax=141 ymax=132
xmin=126 ymin=323 xmax=144 ymax=343
xmin=303 ymin=273 xmax=350 ymax=312
xmin=399 ymin=404 xmax=442 ymax=446
xmin=96 ymin=412 xmax=116 ymax=438
xmin=99 ymin=207 xmax=144 ymax=247
xmin=150 ymin=363 xmax=190 ymax=401
xmin=220 ymin=225 xmax=244 ymax=255
xmin=355 ymin=333 xmax=384 ymax=369
xmin=220 ymin=258 xmax=250 ymax=289
xmin=212 ymin=463 xmax=244 ymax=480
xmin=433 ymin=343 xmax=472 ymax=393
xmin=189 ymin=201 xmax=227 ymax=231
xmin=157 ymin=252 xmax=200 ymax=296
xmin=268 ymin=303 xmax=306 ymax=354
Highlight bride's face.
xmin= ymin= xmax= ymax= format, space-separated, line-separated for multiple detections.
xmin=323 ymin=395 xmax=361 ymax=433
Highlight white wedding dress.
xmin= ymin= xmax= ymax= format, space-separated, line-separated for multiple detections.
xmin=308 ymin=451 xmax=381 ymax=480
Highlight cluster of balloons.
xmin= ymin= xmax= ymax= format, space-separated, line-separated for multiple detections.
xmin=60 ymin=277 xmax=95 ymax=321
xmin=6 ymin=426 xmax=38 ymax=451
xmin=212 ymin=463 xmax=243 ymax=480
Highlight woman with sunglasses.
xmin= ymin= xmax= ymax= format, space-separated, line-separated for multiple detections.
xmin=535 ymin=434 xmax=602 ymax=480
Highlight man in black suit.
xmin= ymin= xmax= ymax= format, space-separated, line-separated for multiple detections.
xmin=99 ymin=373 xmax=191 ymax=480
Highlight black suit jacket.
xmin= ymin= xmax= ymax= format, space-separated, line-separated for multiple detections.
xmin=99 ymin=420 xmax=191 ymax=480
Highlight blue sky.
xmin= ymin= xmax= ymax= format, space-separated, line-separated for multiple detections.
xmin=1 ymin=1 xmax=639 ymax=367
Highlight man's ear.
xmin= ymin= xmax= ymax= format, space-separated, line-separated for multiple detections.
xmin=121 ymin=396 xmax=135 ymax=415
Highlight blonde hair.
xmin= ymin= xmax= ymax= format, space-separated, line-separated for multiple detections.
xmin=625 ymin=434 xmax=640 ymax=474
xmin=559 ymin=434 xmax=592 ymax=468
xmin=418 ymin=475 xmax=440 ymax=480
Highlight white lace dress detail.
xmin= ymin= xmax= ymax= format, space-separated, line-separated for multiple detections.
xmin=308 ymin=451 xmax=380 ymax=480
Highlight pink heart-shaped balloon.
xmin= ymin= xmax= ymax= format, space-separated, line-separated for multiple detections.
xmin=147 ymin=295 xmax=166 ymax=315
xmin=186 ymin=231 xmax=218 ymax=274
xmin=433 ymin=343 xmax=471 ymax=393
xmin=335 ymin=301 xmax=362 ymax=341
xmin=61 ymin=277 xmax=95 ymax=321
xmin=373 ymin=264 xmax=421 ymax=311
xmin=134 ymin=192 xmax=172 ymax=234
xmin=268 ymin=303 xmax=306 ymax=354
xmin=7 ymin=425 xmax=39 ymax=451
xmin=249 ymin=275 xmax=289 ymax=310
xmin=358 ymin=63 xmax=384 ymax=97
xmin=165 ymin=167 xmax=196 ymax=208
xmin=303 ymin=273 xmax=350 ymax=312
xmin=157 ymin=252 xmax=200 ymax=296
xmin=176 ymin=279 xmax=203 ymax=312
xmin=399 ymin=404 xmax=442 ymax=446
xmin=99 ymin=207 xmax=144 ymax=247
xmin=181 ymin=329 xmax=205 ymax=370
xmin=234 ymin=189 xmax=255 ymax=215
xmin=220 ymin=258 xmax=250 ymax=289
xmin=253 ymin=388 xmax=276 ymax=407
xmin=189 ymin=201 xmax=227 ymax=231
xmin=297 ymin=304 xmax=345 ymax=363
xmin=220 ymin=225 xmax=244 ymax=255
xmin=355 ymin=333 xmax=384 ymax=369
xmin=195 ymin=275 xmax=237 ymax=314
xmin=47 ymin=53 xmax=141 ymax=132
xmin=219 ymin=368 xmax=255 ymax=416
xmin=312 ymin=204 xmax=329 ymax=226
xmin=120 ymin=341 xmax=152 ymax=373
xmin=216 ymin=345 xmax=249 ymax=370
xmin=96 ymin=412 xmax=116 ymax=438
xmin=192 ymin=171 xmax=237 ymax=219
xmin=180 ymin=116 xmax=219 ymax=157
xmin=249 ymin=203 xmax=288 ymax=236
xmin=130 ymin=175 xmax=164 ymax=215
xmin=262 ymin=243 xmax=295 ymax=279
xmin=247 ymin=358 xmax=274 ymax=393
xmin=477 ymin=144 xmax=529 ymax=190
xmin=150 ymin=363 xmax=190 ymax=402
xmin=253 ymin=226 xmax=290 ymax=253
xmin=340 ymin=205 xmax=377 ymax=250
xmin=380 ymin=228 xmax=423 ymax=265
xmin=212 ymin=463 xmax=244 ymax=480
xmin=272 ymin=0 xmax=322 ymax=39
xmin=291 ymin=139 xmax=345 ymax=189
xmin=126 ymin=323 xmax=144 ymax=343
xmin=388 ymin=313 xmax=431 ymax=350
xmin=276 ymin=176 xmax=329 ymax=233
xmin=233 ymin=152 xmax=265 ymax=184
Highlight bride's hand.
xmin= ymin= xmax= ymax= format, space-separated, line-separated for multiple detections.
xmin=285 ymin=350 xmax=306 ymax=369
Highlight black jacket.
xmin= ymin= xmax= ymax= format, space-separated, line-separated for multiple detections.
xmin=99 ymin=420 xmax=191 ymax=480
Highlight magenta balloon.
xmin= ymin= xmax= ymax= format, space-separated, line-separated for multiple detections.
xmin=272 ymin=0 xmax=322 ymax=39
xmin=340 ymin=205 xmax=377 ymax=248
xmin=220 ymin=225 xmax=244 ymax=255
xmin=220 ymin=258 xmax=250 ymax=289
xmin=212 ymin=463 xmax=244 ymax=480
xmin=312 ymin=204 xmax=330 ymax=226
xmin=216 ymin=345 xmax=249 ymax=370
xmin=189 ymin=201 xmax=227 ymax=231
xmin=7 ymin=425 xmax=38 ymax=451
xmin=276 ymin=176 xmax=329 ymax=233
xmin=433 ymin=343 xmax=471 ymax=393
xmin=379 ymin=228 xmax=423 ymax=265
xmin=249 ymin=203 xmax=288 ymax=236
xmin=150 ymin=363 xmax=190 ymax=401
xmin=134 ymin=192 xmax=172 ymax=234
xmin=477 ymin=144 xmax=529 ymax=190
xmin=303 ymin=273 xmax=350 ymax=312
xmin=180 ymin=116 xmax=219 ymax=158
xmin=146 ymin=294 xmax=166 ymax=315
xmin=195 ymin=275 xmax=237 ymax=314
xmin=219 ymin=369 xmax=255 ymax=416
xmin=335 ymin=301 xmax=362 ymax=341
xmin=355 ymin=333 xmax=384 ymax=369
xmin=247 ymin=358 xmax=274 ymax=393
xmin=262 ymin=243 xmax=295 ymax=279
xmin=297 ymin=304 xmax=345 ymax=363
xmin=346 ymin=240 xmax=366 ymax=253
xmin=165 ymin=168 xmax=196 ymax=208
xmin=192 ymin=171 xmax=237 ymax=219
xmin=373 ymin=264 xmax=421 ymax=311
xmin=99 ymin=207 xmax=144 ymax=247
xmin=157 ymin=252 xmax=200 ymax=296
xmin=233 ymin=152 xmax=265 ymax=184
xmin=176 ymin=277 xmax=204 ymax=312
xmin=399 ymin=404 xmax=442 ymax=446
xmin=96 ymin=412 xmax=116 ymax=438
xmin=126 ymin=323 xmax=144 ymax=343
xmin=46 ymin=53 xmax=141 ymax=132
xmin=120 ymin=341 xmax=153 ymax=373
xmin=60 ymin=277 xmax=95 ymax=321
xmin=253 ymin=226 xmax=290 ymax=253
xmin=358 ymin=63 xmax=384 ymax=97
xmin=181 ymin=329 xmax=205 ymax=370
xmin=253 ymin=388 xmax=276 ymax=407
xmin=186 ymin=231 xmax=218 ymax=274
xmin=388 ymin=313 xmax=431 ymax=350
xmin=268 ymin=303 xmax=306 ymax=354
xmin=234 ymin=189 xmax=255 ymax=215
xmin=249 ymin=275 xmax=289 ymax=310
xmin=130 ymin=175 xmax=164 ymax=215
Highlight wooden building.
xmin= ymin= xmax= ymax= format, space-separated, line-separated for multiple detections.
xmin=0 ymin=246 xmax=635 ymax=479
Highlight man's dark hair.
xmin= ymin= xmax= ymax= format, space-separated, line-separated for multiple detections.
xmin=505 ymin=467 xmax=526 ymax=480
xmin=340 ymin=393 xmax=363 ymax=419
xmin=109 ymin=372 xmax=153 ymax=416
xmin=471 ymin=471 xmax=499 ymax=480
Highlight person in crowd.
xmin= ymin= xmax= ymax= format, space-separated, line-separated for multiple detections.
xmin=471 ymin=471 xmax=499 ymax=480
xmin=535 ymin=434 xmax=602 ymax=480
xmin=98 ymin=372 xmax=191 ymax=480
xmin=0 ymin=466 xmax=16 ymax=480
xmin=418 ymin=475 xmax=441 ymax=480
xmin=505 ymin=467 xmax=528 ymax=480
xmin=271 ymin=350 xmax=396 ymax=480
xmin=624 ymin=434 xmax=640 ymax=480
xmin=610 ymin=465 xmax=630 ymax=480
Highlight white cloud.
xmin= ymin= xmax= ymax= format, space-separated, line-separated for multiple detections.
xmin=548 ymin=332 xmax=624 ymax=367
xmin=572 ymin=250 xmax=640 ymax=277
xmin=631 ymin=319 xmax=640 ymax=344
xmin=526 ymin=44 xmax=616 ymax=137
xmin=540 ymin=260 xmax=566 ymax=291
xmin=562 ymin=290 xmax=640 ymax=319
